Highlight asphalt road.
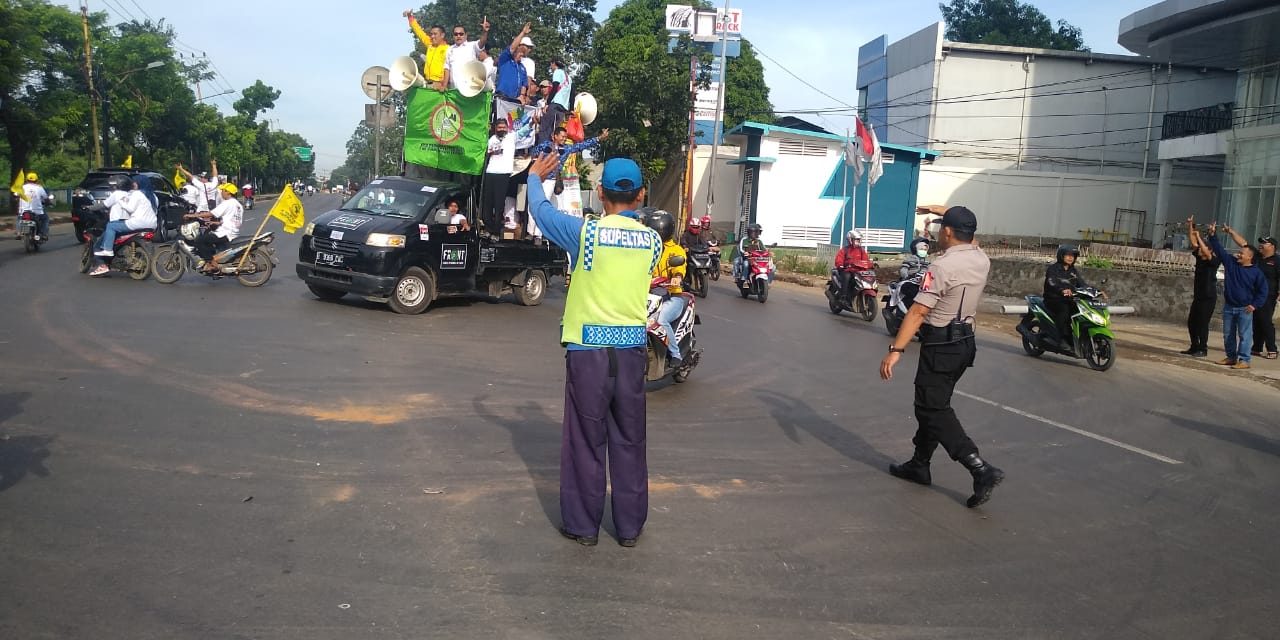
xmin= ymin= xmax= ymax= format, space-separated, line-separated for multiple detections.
xmin=2 ymin=194 xmax=1277 ymax=639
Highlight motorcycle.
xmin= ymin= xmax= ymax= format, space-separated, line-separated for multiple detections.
xmin=707 ymin=240 xmax=721 ymax=281
xmin=736 ymin=249 xmax=775 ymax=303
xmin=150 ymin=221 xmax=277 ymax=287
xmin=882 ymin=266 xmax=928 ymax=336
xmin=826 ymin=266 xmax=878 ymax=321
xmin=78 ymin=220 xmax=154 ymax=280
xmin=686 ymin=244 xmax=715 ymax=298
xmin=1016 ymin=286 xmax=1116 ymax=371
xmin=645 ymin=269 xmax=702 ymax=384
xmin=244 ymin=195 xmax=255 ymax=210
xmin=18 ymin=211 xmax=47 ymax=253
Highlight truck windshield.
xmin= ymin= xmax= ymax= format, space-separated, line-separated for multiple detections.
xmin=340 ymin=185 xmax=432 ymax=219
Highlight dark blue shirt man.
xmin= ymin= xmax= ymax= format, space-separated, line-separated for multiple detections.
xmin=494 ymin=22 xmax=531 ymax=120
xmin=1207 ymin=223 xmax=1268 ymax=369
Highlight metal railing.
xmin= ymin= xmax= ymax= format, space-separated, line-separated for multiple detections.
xmin=1161 ymin=103 xmax=1234 ymax=140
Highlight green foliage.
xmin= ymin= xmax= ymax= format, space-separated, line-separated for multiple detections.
xmin=410 ymin=0 xmax=599 ymax=71
xmin=1083 ymin=256 xmax=1114 ymax=270
xmin=940 ymin=0 xmax=1085 ymax=51
xmin=1 ymin=1 xmax=313 ymax=200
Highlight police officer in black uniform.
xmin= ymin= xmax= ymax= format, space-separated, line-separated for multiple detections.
xmin=879 ymin=206 xmax=1005 ymax=508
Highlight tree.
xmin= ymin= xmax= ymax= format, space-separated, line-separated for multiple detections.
xmin=580 ymin=0 xmax=772 ymax=180
xmin=233 ymin=80 xmax=281 ymax=123
xmin=940 ymin=0 xmax=1085 ymax=51
xmin=410 ymin=0 xmax=598 ymax=71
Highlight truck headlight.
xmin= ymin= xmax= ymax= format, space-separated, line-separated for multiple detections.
xmin=366 ymin=233 xmax=406 ymax=248
xmin=303 ymin=222 xmax=315 ymax=236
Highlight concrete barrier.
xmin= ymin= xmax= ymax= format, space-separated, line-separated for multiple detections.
xmin=984 ymin=256 xmax=1200 ymax=324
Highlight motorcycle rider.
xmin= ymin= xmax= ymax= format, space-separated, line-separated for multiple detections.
xmin=17 ymin=172 xmax=52 ymax=241
xmin=645 ymin=209 xmax=688 ymax=368
xmin=90 ymin=176 xmax=157 ymax=276
xmin=679 ymin=216 xmax=709 ymax=252
xmin=834 ymin=230 xmax=874 ymax=302
xmin=895 ymin=237 xmax=932 ymax=307
xmin=185 ymin=183 xmax=243 ymax=272
xmin=734 ymin=223 xmax=766 ymax=280
xmin=1043 ymin=245 xmax=1091 ymax=346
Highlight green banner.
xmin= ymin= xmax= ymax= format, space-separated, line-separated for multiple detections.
xmin=404 ymin=88 xmax=492 ymax=175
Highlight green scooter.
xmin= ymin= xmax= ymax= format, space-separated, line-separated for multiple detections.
xmin=1016 ymin=286 xmax=1116 ymax=371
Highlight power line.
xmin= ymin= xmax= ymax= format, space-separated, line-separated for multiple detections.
xmin=125 ymin=0 xmax=153 ymax=22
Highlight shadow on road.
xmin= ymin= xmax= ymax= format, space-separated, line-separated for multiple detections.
xmin=0 ymin=391 xmax=53 ymax=493
xmin=471 ymin=396 xmax=561 ymax=528
xmin=1147 ymin=410 xmax=1280 ymax=458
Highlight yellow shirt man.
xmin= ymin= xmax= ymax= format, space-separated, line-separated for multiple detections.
xmin=655 ymin=240 xmax=687 ymax=295
xmin=408 ymin=15 xmax=449 ymax=84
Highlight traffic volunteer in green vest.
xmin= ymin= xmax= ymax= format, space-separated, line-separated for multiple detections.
xmin=527 ymin=151 xmax=663 ymax=548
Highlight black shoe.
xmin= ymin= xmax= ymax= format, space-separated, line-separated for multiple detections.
xmin=1190 ymin=349 xmax=1208 ymax=358
xmin=559 ymin=527 xmax=598 ymax=546
xmin=618 ymin=531 xmax=642 ymax=547
xmin=668 ymin=355 xmax=683 ymax=371
xmin=960 ymin=453 xmax=1004 ymax=508
xmin=889 ymin=455 xmax=932 ymax=485
xmin=1178 ymin=347 xmax=1199 ymax=355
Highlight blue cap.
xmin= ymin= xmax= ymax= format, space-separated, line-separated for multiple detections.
xmin=600 ymin=158 xmax=643 ymax=191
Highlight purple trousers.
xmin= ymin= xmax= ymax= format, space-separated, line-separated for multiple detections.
xmin=560 ymin=347 xmax=648 ymax=539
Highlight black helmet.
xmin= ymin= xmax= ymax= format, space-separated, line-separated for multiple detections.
xmin=1056 ymin=244 xmax=1080 ymax=263
xmin=909 ymin=237 xmax=930 ymax=255
xmin=747 ymin=223 xmax=762 ymax=236
xmin=106 ymin=174 xmax=130 ymax=190
xmin=642 ymin=208 xmax=675 ymax=243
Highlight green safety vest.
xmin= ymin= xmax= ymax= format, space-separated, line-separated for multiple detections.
xmin=561 ymin=214 xmax=661 ymax=347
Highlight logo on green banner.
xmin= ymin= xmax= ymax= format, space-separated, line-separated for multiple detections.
xmin=405 ymin=87 xmax=491 ymax=175
xmin=430 ymin=103 xmax=463 ymax=144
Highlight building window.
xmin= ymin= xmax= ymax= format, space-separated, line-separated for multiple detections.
xmin=778 ymin=139 xmax=829 ymax=157
xmin=1225 ymin=135 xmax=1280 ymax=241
xmin=1238 ymin=63 xmax=1280 ymax=128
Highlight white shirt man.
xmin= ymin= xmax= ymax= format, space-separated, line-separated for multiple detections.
xmin=121 ymin=189 xmax=158 ymax=231
xmin=201 ymin=176 xmax=218 ymax=206
xmin=486 ymin=131 xmax=516 ymax=175
xmin=445 ymin=40 xmax=482 ymax=90
xmin=482 ymin=55 xmax=496 ymax=91
xmin=211 ymin=195 xmax=243 ymax=241
xmin=19 ymin=183 xmax=48 ymax=216
xmin=180 ymin=182 xmax=205 ymax=211
xmin=104 ymin=187 xmax=132 ymax=222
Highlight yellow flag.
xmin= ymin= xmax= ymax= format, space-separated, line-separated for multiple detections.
xmin=10 ymin=168 xmax=29 ymax=202
xmin=173 ymin=168 xmax=186 ymax=189
xmin=269 ymin=184 xmax=305 ymax=233
xmin=121 ymin=154 xmax=133 ymax=168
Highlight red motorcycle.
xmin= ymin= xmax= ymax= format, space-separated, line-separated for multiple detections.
xmin=826 ymin=262 xmax=878 ymax=321
xmin=736 ymin=249 xmax=775 ymax=303
xmin=78 ymin=226 xmax=154 ymax=280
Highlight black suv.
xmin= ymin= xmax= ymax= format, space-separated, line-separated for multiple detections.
xmin=70 ymin=168 xmax=190 ymax=242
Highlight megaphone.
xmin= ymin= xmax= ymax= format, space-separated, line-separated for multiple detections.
xmin=390 ymin=56 xmax=426 ymax=91
xmin=455 ymin=59 xmax=488 ymax=98
xmin=574 ymin=92 xmax=598 ymax=126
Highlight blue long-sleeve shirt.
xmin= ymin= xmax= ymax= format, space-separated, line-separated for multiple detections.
xmin=1209 ymin=236 xmax=1268 ymax=309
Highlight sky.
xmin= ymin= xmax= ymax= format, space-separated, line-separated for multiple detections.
xmin=67 ymin=0 xmax=1156 ymax=174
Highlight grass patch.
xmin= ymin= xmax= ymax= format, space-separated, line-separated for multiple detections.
xmin=1083 ymin=257 xmax=1114 ymax=270
xmin=771 ymin=248 xmax=831 ymax=277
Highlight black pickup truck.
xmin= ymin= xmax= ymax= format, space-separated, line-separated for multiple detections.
xmin=296 ymin=176 xmax=568 ymax=314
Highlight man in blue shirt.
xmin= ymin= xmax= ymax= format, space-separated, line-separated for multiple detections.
xmin=494 ymin=22 xmax=531 ymax=121
xmin=1206 ymin=222 xmax=1268 ymax=369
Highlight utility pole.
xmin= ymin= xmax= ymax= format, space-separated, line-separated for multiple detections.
xmin=373 ymin=74 xmax=383 ymax=179
xmin=81 ymin=1 xmax=102 ymax=167
xmin=705 ymin=0 xmax=731 ymax=225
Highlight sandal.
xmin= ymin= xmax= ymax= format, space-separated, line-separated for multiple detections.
xmin=1267 ymin=352 xmax=1278 ymax=360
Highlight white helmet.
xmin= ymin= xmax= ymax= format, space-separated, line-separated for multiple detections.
xmin=846 ymin=229 xmax=862 ymax=244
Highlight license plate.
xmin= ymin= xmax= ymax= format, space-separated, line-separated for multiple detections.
xmin=315 ymin=251 xmax=345 ymax=267
xmin=18 ymin=220 xmax=34 ymax=231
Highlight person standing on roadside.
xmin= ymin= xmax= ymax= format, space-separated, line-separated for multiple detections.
xmin=1223 ymin=229 xmax=1278 ymax=359
xmin=1180 ymin=217 xmax=1219 ymax=358
xmin=526 ymin=151 xmax=661 ymax=548
xmin=880 ymin=206 xmax=1005 ymax=509
xmin=1206 ymin=222 xmax=1268 ymax=370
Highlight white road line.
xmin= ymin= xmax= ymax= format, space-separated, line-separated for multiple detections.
xmin=954 ymin=390 xmax=1183 ymax=465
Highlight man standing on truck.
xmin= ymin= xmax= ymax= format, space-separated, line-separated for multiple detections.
xmin=526 ymin=151 xmax=662 ymax=549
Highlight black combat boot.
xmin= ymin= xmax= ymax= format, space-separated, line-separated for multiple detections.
xmin=889 ymin=452 xmax=932 ymax=485
xmin=960 ymin=453 xmax=1004 ymax=508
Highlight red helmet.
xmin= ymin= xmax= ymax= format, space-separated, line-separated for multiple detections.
xmin=701 ymin=215 xmax=712 ymax=228
xmin=688 ymin=217 xmax=702 ymax=229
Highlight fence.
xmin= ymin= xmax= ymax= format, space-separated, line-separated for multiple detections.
xmin=982 ymin=241 xmax=1195 ymax=275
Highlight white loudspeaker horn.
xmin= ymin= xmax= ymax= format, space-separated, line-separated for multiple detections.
xmin=455 ymin=59 xmax=487 ymax=98
xmin=390 ymin=56 xmax=426 ymax=91
xmin=574 ymin=92 xmax=598 ymax=125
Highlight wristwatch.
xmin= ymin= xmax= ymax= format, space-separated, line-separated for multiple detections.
xmin=888 ymin=346 xmax=905 ymax=353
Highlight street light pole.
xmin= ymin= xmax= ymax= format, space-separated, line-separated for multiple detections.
xmin=81 ymin=3 xmax=102 ymax=167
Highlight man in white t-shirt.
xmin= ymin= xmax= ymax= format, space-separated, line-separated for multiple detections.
xmin=443 ymin=17 xmax=489 ymax=91
xmin=18 ymin=172 xmax=51 ymax=241
xmin=480 ymin=49 xmax=496 ymax=92
xmin=187 ymin=183 xmax=243 ymax=271
xmin=175 ymin=162 xmax=214 ymax=212
xmin=519 ymin=36 xmax=536 ymax=97
xmin=482 ymin=119 xmax=515 ymax=237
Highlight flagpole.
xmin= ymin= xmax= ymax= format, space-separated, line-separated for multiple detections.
xmin=841 ymin=130 xmax=848 ymax=241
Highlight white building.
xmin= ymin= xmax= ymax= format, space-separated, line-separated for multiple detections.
xmin=858 ymin=22 xmax=1238 ymax=244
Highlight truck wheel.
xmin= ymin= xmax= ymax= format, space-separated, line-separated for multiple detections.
xmin=514 ymin=270 xmax=546 ymax=306
xmin=389 ymin=267 xmax=436 ymax=314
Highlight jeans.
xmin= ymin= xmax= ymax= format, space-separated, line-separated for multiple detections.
xmin=19 ymin=213 xmax=50 ymax=238
xmin=1223 ymin=305 xmax=1254 ymax=363
xmin=657 ymin=296 xmax=687 ymax=358
xmin=97 ymin=220 xmax=133 ymax=254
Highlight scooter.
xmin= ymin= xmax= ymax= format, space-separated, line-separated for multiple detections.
xmin=1015 ymin=286 xmax=1117 ymax=371
xmin=78 ymin=219 xmax=154 ymax=280
xmin=826 ymin=267 xmax=878 ymax=321
xmin=686 ymin=245 xmax=715 ymax=298
xmin=150 ymin=221 xmax=277 ymax=287
xmin=645 ymin=279 xmax=702 ymax=384
xmin=18 ymin=211 xmax=48 ymax=253
xmin=707 ymin=240 xmax=721 ymax=280
xmin=736 ymin=249 xmax=775 ymax=303
xmin=882 ymin=268 xmax=927 ymax=336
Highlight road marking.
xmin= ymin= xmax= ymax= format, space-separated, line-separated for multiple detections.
xmin=954 ymin=390 xmax=1183 ymax=465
